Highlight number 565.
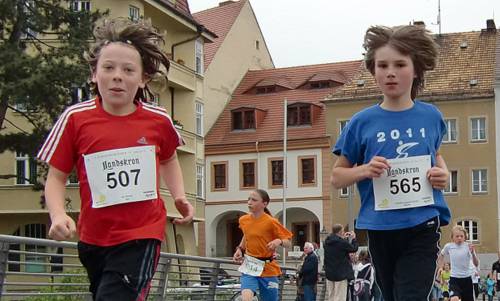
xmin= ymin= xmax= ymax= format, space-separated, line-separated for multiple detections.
xmin=390 ymin=177 xmax=421 ymax=194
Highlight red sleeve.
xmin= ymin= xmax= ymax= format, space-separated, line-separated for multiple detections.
xmin=158 ymin=115 xmax=184 ymax=162
xmin=37 ymin=113 xmax=76 ymax=173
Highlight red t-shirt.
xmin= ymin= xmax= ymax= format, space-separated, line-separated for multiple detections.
xmin=37 ymin=98 xmax=183 ymax=246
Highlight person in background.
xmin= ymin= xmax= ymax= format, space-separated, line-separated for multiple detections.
xmin=298 ymin=242 xmax=319 ymax=301
xmin=323 ymin=224 xmax=358 ymax=301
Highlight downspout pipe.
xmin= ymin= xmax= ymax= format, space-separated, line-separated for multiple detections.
xmin=171 ymin=24 xmax=205 ymax=60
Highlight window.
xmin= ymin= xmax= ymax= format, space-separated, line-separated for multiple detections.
xmin=22 ymin=0 xmax=37 ymax=39
xmin=196 ymin=164 xmax=204 ymax=198
xmin=339 ymin=119 xmax=350 ymax=136
xmin=470 ymin=117 xmax=486 ymax=142
xmin=25 ymin=224 xmax=47 ymax=273
xmin=196 ymin=101 xmax=204 ymax=136
xmin=14 ymin=100 xmax=28 ymax=112
xmin=256 ymin=86 xmax=276 ymax=94
xmin=457 ymin=220 xmax=478 ymax=242
xmin=443 ymin=170 xmax=458 ymax=194
xmin=340 ymin=187 xmax=349 ymax=197
xmin=443 ymin=119 xmax=457 ymax=143
xmin=66 ymin=170 xmax=79 ymax=185
xmin=310 ymin=81 xmax=331 ymax=89
xmin=8 ymin=228 xmax=21 ymax=272
xmin=232 ymin=110 xmax=255 ymax=130
xmin=299 ymin=156 xmax=316 ymax=186
xmin=71 ymin=86 xmax=90 ymax=104
xmin=195 ymin=39 xmax=204 ymax=75
xmin=287 ymin=104 xmax=311 ymax=126
xmin=472 ymin=169 xmax=487 ymax=193
xmin=268 ymin=158 xmax=283 ymax=188
xmin=150 ymin=93 xmax=160 ymax=107
xmin=212 ymin=162 xmax=227 ymax=191
xmin=16 ymin=151 xmax=37 ymax=185
xmin=129 ymin=5 xmax=140 ymax=21
xmin=70 ymin=1 xmax=91 ymax=11
xmin=240 ymin=160 xmax=256 ymax=189
xmin=255 ymin=40 xmax=260 ymax=50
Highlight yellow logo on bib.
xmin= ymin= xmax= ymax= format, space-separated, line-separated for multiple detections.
xmin=95 ymin=194 xmax=106 ymax=206
xmin=378 ymin=198 xmax=390 ymax=208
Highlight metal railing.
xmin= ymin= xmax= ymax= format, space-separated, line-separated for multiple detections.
xmin=0 ymin=235 xmax=327 ymax=300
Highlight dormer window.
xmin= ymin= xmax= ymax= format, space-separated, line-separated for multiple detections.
xmin=288 ymin=104 xmax=311 ymax=126
xmin=232 ymin=109 xmax=255 ymax=130
xmin=309 ymin=81 xmax=332 ymax=89
xmin=256 ymin=86 xmax=276 ymax=94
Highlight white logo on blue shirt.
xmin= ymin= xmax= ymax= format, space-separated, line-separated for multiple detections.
xmin=396 ymin=142 xmax=419 ymax=158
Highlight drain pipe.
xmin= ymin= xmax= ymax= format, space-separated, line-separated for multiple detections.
xmin=171 ymin=24 xmax=205 ymax=61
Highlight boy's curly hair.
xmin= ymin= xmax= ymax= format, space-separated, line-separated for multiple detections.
xmin=86 ymin=18 xmax=170 ymax=102
xmin=363 ymin=25 xmax=438 ymax=100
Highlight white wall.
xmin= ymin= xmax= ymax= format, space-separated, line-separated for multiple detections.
xmin=206 ymin=149 xmax=323 ymax=202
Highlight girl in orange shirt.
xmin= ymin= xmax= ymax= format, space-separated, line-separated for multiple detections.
xmin=233 ymin=189 xmax=293 ymax=301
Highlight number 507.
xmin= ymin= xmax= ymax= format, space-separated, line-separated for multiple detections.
xmin=390 ymin=177 xmax=421 ymax=194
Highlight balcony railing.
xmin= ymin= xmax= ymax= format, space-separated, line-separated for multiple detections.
xmin=0 ymin=234 xmax=327 ymax=300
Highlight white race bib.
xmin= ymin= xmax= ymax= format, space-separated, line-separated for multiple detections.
xmin=373 ymin=155 xmax=434 ymax=211
xmin=238 ymin=254 xmax=265 ymax=276
xmin=84 ymin=145 xmax=157 ymax=208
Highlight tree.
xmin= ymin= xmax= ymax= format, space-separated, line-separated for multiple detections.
xmin=0 ymin=1 xmax=105 ymax=188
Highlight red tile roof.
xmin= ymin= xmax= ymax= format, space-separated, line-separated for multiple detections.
xmin=206 ymin=61 xmax=363 ymax=147
xmin=158 ymin=0 xmax=192 ymax=18
xmin=193 ymin=0 xmax=247 ymax=69
xmin=326 ymin=30 xmax=498 ymax=102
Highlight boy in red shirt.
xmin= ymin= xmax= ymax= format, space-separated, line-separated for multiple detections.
xmin=38 ymin=18 xmax=193 ymax=300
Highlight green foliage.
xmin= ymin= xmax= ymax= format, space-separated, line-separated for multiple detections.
xmin=24 ymin=270 xmax=90 ymax=301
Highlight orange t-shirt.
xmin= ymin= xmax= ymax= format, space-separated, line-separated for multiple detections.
xmin=239 ymin=213 xmax=293 ymax=277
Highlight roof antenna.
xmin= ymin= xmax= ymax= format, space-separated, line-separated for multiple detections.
xmin=431 ymin=0 xmax=442 ymax=35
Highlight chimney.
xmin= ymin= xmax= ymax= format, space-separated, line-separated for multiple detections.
xmin=219 ymin=0 xmax=237 ymax=6
xmin=413 ymin=21 xmax=426 ymax=29
xmin=486 ymin=19 xmax=496 ymax=32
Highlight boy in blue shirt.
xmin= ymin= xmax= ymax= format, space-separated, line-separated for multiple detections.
xmin=332 ymin=25 xmax=451 ymax=301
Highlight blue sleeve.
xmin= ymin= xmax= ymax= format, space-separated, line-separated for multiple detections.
xmin=435 ymin=111 xmax=447 ymax=150
xmin=332 ymin=122 xmax=361 ymax=166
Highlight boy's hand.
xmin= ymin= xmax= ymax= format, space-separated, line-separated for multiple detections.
xmin=427 ymin=166 xmax=449 ymax=190
xmin=173 ymin=197 xmax=194 ymax=224
xmin=364 ymin=156 xmax=390 ymax=179
xmin=49 ymin=214 xmax=76 ymax=241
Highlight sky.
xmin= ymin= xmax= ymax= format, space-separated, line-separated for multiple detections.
xmin=190 ymin=0 xmax=500 ymax=68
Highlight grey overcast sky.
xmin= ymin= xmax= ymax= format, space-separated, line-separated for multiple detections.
xmin=190 ymin=0 xmax=500 ymax=68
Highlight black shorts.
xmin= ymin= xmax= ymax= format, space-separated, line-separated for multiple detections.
xmin=78 ymin=239 xmax=161 ymax=301
xmin=368 ymin=216 xmax=441 ymax=301
xmin=449 ymin=276 xmax=474 ymax=301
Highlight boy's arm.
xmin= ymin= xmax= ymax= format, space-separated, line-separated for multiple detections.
xmin=159 ymin=152 xmax=193 ymax=225
xmin=330 ymin=155 xmax=389 ymax=189
xmin=427 ymin=153 xmax=449 ymax=190
xmin=45 ymin=166 xmax=76 ymax=241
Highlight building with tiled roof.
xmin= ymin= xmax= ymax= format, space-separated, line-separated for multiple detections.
xmin=323 ymin=20 xmax=500 ymax=253
xmin=193 ymin=0 xmax=274 ymax=135
xmin=204 ymin=60 xmax=361 ymax=257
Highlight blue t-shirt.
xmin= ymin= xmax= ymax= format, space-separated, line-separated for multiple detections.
xmin=333 ymin=100 xmax=451 ymax=230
